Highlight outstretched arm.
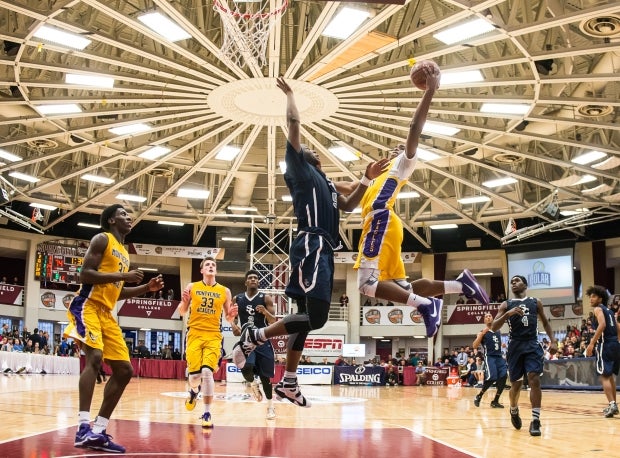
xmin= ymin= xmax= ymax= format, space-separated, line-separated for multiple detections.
xmin=337 ymin=158 xmax=390 ymax=211
xmin=405 ymin=63 xmax=440 ymax=159
xmin=276 ymin=77 xmax=301 ymax=152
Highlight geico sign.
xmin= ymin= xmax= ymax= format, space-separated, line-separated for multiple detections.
xmin=304 ymin=338 xmax=342 ymax=350
xmin=227 ymin=365 xmax=243 ymax=373
xmin=296 ymin=367 xmax=331 ymax=375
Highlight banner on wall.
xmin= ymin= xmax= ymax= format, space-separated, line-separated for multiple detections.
xmin=270 ymin=334 xmax=345 ymax=357
xmin=117 ymin=298 xmax=182 ymax=319
xmin=446 ymin=303 xmax=501 ymax=325
xmin=333 ymin=251 xmax=418 ymax=264
xmin=39 ymin=289 xmax=75 ymax=310
xmin=0 ymin=284 xmax=23 ymax=305
xmin=361 ymin=305 xmax=427 ymax=331
xmin=128 ymin=243 xmax=225 ymax=259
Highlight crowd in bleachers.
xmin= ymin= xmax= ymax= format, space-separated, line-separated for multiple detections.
xmin=1 ymin=323 xmax=79 ymax=357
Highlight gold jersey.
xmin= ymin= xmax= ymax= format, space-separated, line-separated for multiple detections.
xmin=186 ymin=282 xmax=228 ymax=333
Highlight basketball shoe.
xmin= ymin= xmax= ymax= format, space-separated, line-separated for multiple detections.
xmin=201 ymin=412 xmax=214 ymax=429
xmin=266 ymin=407 xmax=276 ymax=420
xmin=417 ymin=298 xmax=443 ymax=337
xmin=529 ymin=419 xmax=541 ymax=436
xmin=510 ymin=408 xmax=522 ymax=430
xmin=232 ymin=323 xmax=265 ymax=369
xmin=603 ymin=403 xmax=618 ymax=418
xmin=74 ymin=423 xmax=95 ymax=447
xmin=490 ymin=400 xmax=504 ymax=408
xmin=250 ymin=379 xmax=263 ymax=402
xmin=457 ymin=269 xmax=490 ymax=305
xmin=185 ymin=386 xmax=200 ymax=411
xmin=274 ymin=379 xmax=311 ymax=407
xmin=85 ymin=430 xmax=126 ymax=453
xmin=473 ymin=394 xmax=481 ymax=407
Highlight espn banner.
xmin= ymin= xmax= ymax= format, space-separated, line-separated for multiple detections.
xmin=117 ymin=298 xmax=181 ymax=319
xmin=361 ymin=305 xmax=427 ymax=331
xmin=128 ymin=243 xmax=225 ymax=259
xmin=270 ymin=334 xmax=345 ymax=357
xmin=0 ymin=284 xmax=24 ymax=306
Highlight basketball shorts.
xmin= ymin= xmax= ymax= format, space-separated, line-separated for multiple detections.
xmin=595 ymin=340 xmax=620 ymax=376
xmin=506 ymin=339 xmax=544 ymax=382
xmin=354 ymin=209 xmax=406 ymax=281
xmin=246 ymin=341 xmax=276 ymax=379
xmin=285 ymin=232 xmax=334 ymax=304
xmin=65 ymin=296 xmax=129 ymax=362
xmin=485 ymin=355 xmax=508 ymax=381
xmin=185 ymin=329 xmax=222 ymax=374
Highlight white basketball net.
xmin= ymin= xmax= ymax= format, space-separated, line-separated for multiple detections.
xmin=213 ymin=0 xmax=288 ymax=68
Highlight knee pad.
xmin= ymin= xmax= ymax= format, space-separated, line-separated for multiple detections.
xmin=288 ymin=331 xmax=309 ymax=352
xmin=201 ymin=367 xmax=214 ymax=397
xmin=188 ymin=372 xmax=202 ymax=390
xmin=358 ymin=267 xmax=379 ymax=297
xmin=307 ymin=297 xmax=329 ymax=329
xmin=240 ymin=364 xmax=255 ymax=383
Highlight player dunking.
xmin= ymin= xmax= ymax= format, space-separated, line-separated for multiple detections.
xmin=66 ymin=204 xmax=164 ymax=453
xmin=353 ymin=61 xmax=490 ymax=338
xmin=179 ymin=257 xmax=237 ymax=428
xmin=232 ymin=77 xmax=385 ymax=407
xmin=472 ymin=312 xmax=508 ymax=408
xmin=232 ymin=269 xmax=278 ymax=419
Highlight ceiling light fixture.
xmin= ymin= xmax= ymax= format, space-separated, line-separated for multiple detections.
xmin=434 ymin=18 xmax=496 ymax=45
xmin=32 ymin=25 xmax=92 ymax=50
xmin=29 ymin=202 xmax=57 ymax=211
xmin=441 ymin=70 xmax=484 ymax=85
xmin=77 ymin=222 xmax=101 ymax=229
xmin=65 ymin=73 xmax=115 ymax=88
xmin=416 ymin=148 xmax=441 ymax=161
xmin=81 ymin=174 xmax=114 ymax=185
xmin=482 ymin=177 xmax=518 ymax=188
xmin=221 ymin=236 xmax=246 ymax=242
xmin=480 ymin=103 xmax=529 ymax=115
xmin=282 ymin=195 xmax=292 ymax=202
xmin=138 ymin=146 xmax=171 ymax=160
xmin=322 ymin=7 xmax=371 ymax=40
xmin=422 ymin=122 xmax=460 ymax=136
xmin=177 ymin=188 xmax=210 ymax=199
xmin=571 ymin=150 xmax=607 ymax=165
xmin=158 ymin=221 xmax=184 ymax=226
xmin=328 ymin=145 xmax=359 ymax=162
xmin=35 ymin=104 xmax=82 ymax=115
xmin=8 ymin=171 xmax=39 ymax=183
xmin=116 ymin=193 xmax=147 ymax=202
xmin=137 ymin=267 xmax=158 ymax=272
xmin=138 ymin=12 xmax=192 ymax=42
xmin=429 ymin=223 xmax=458 ymax=229
xmin=109 ymin=123 xmax=152 ymax=136
xmin=0 ymin=149 xmax=22 ymax=162
xmin=397 ymin=191 xmax=420 ymax=199
xmin=458 ymin=196 xmax=491 ymax=204
xmin=279 ymin=161 xmax=287 ymax=174
xmin=228 ymin=205 xmax=258 ymax=212
xmin=215 ymin=145 xmax=241 ymax=161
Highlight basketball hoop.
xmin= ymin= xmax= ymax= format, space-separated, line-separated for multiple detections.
xmin=213 ymin=0 xmax=288 ymax=68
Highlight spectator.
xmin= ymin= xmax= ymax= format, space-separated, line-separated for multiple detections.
xmin=0 ymin=276 xmax=7 ymax=283
xmin=136 ymin=341 xmax=150 ymax=358
xmin=12 ymin=276 xmax=19 ymax=285
xmin=334 ymin=355 xmax=346 ymax=366
xmin=167 ymin=289 xmax=174 ymax=300
xmin=386 ymin=367 xmax=398 ymax=386
xmin=1 ymin=323 xmax=9 ymax=337
xmin=339 ymin=293 xmax=349 ymax=307
xmin=12 ymin=338 xmax=23 ymax=352
xmin=172 ymin=348 xmax=182 ymax=360
xmin=456 ymin=297 xmax=465 ymax=304
xmin=415 ymin=361 xmax=427 ymax=385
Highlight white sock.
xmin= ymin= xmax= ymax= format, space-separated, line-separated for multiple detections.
xmin=92 ymin=416 xmax=109 ymax=434
xmin=204 ymin=403 xmax=211 ymax=414
xmin=284 ymin=370 xmax=297 ymax=381
xmin=256 ymin=328 xmax=266 ymax=342
xmin=406 ymin=293 xmax=431 ymax=307
xmin=78 ymin=411 xmax=90 ymax=425
xmin=444 ymin=280 xmax=463 ymax=294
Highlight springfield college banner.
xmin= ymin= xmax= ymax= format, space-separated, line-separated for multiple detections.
xmin=117 ymin=298 xmax=181 ymax=319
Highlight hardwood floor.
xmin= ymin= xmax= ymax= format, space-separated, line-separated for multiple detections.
xmin=0 ymin=374 xmax=616 ymax=457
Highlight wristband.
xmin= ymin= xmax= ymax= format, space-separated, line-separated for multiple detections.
xmin=360 ymin=175 xmax=371 ymax=186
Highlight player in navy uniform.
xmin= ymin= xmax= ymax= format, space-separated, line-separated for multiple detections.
xmin=232 ymin=270 xmax=278 ymax=419
xmin=584 ymin=285 xmax=620 ymax=417
xmin=232 ymin=77 xmax=385 ymax=407
xmin=491 ymin=275 xmax=556 ymax=437
xmin=472 ymin=312 xmax=508 ymax=408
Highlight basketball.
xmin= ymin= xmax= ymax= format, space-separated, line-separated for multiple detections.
xmin=410 ymin=60 xmax=440 ymax=90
